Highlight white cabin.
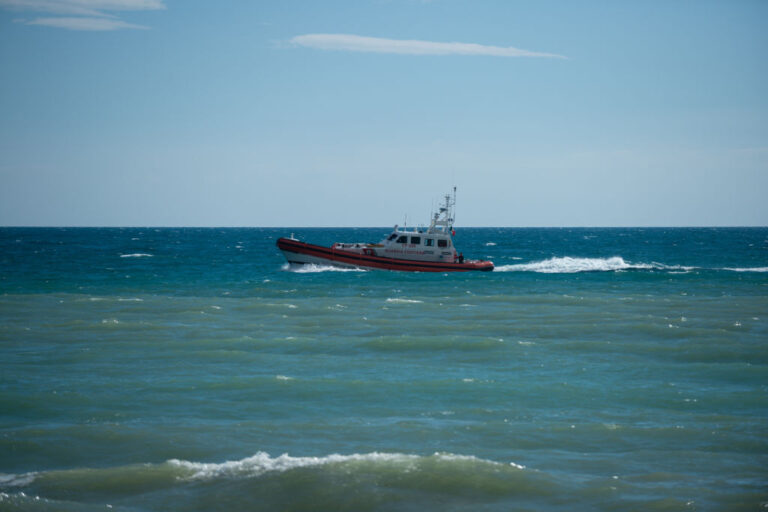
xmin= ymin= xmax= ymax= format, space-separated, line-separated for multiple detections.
xmin=332 ymin=189 xmax=462 ymax=263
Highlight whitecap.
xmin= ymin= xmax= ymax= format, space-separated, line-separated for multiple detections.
xmin=166 ymin=451 xmax=520 ymax=481
xmin=168 ymin=452 xmax=421 ymax=480
xmin=275 ymin=375 xmax=294 ymax=381
xmin=120 ymin=253 xmax=153 ymax=258
xmin=484 ymin=242 xmax=497 ymax=246
xmin=723 ymin=267 xmax=768 ymax=273
xmin=385 ymin=298 xmax=424 ymax=304
xmin=0 ymin=473 xmax=36 ymax=487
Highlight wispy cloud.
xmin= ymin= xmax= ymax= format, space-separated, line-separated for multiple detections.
xmin=290 ymin=34 xmax=566 ymax=59
xmin=0 ymin=0 xmax=164 ymax=30
xmin=24 ymin=16 xmax=147 ymax=30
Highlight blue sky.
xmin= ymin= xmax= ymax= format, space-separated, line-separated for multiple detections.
xmin=1 ymin=0 xmax=766 ymax=226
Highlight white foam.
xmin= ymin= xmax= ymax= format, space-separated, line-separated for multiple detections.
xmin=167 ymin=451 xmax=515 ymax=481
xmin=0 ymin=473 xmax=36 ymax=487
xmin=286 ymin=263 xmax=366 ymax=273
xmin=385 ymin=298 xmax=424 ymax=304
xmin=120 ymin=253 xmax=153 ymax=258
xmin=485 ymin=242 xmax=497 ymax=246
xmin=723 ymin=267 xmax=768 ymax=273
xmin=495 ymin=256 xmax=638 ymax=273
xmin=494 ymin=256 xmax=694 ymax=273
xmin=168 ymin=452 xmax=418 ymax=480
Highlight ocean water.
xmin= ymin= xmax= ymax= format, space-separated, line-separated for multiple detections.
xmin=1 ymin=227 xmax=766 ymax=511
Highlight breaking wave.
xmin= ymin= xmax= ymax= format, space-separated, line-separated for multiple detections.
xmin=119 ymin=253 xmax=153 ymax=258
xmin=0 ymin=451 xmax=531 ymax=494
xmin=168 ymin=451 xmax=523 ymax=480
xmin=494 ymin=256 xmax=694 ymax=273
xmin=723 ymin=267 xmax=768 ymax=273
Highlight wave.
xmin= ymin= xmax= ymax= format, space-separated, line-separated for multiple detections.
xmin=0 ymin=473 xmax=35 ymax=487
xmin=494 ymin=257 xmax=694 ymax=274
xmin=385 ymin=298 xmax=424 ymax=304
xmin=0 ymin=451 xmax=528 ymax=491
xmin=119 ymin=253 xmax=153 ymax=258
xmin=169 ymin=452 xmax=446 ymax=480
xmin=723 ymin=266 xmax=768 ymax=273
xmin=0 ymin=451 xmax=564 ymax=512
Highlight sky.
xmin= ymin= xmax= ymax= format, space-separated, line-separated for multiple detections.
xmin=0 ymin=0 xmax=766 ymax=227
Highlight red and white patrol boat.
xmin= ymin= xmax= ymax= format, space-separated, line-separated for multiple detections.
xmin=277 ymin=189 xmax=494 ymax=272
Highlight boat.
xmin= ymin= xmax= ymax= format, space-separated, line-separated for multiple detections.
xmin=277 ymin=189 xmax=494 ymax=272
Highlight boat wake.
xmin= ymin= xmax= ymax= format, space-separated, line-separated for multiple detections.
xmin=494 ymin=256 xmax=693 ymax=273
xmin=282 ymin=263 xmax=366 ymax=273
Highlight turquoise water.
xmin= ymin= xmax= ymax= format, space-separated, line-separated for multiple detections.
xmin=1 ymin=227 xmax=767 ymax=511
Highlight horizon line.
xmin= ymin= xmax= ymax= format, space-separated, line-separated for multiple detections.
xmin=2 ymin=225 xmax=766 ymax=229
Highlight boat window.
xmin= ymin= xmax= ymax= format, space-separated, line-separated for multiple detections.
xmin=437 ymin=239 xmax=448 ymax=248
xmin=387 ymin=234 xmax=397 ymax=241
xmin=425 ymin=239 xmax=434 ymax=247
xmin=396 ymin=235 xmax=408 ymax=243
xmin=410 ymin=236 xmax=421 ymax=245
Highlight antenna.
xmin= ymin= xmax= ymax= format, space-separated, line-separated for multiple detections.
xmin=453 ymin=186 xmax=457 ymax=226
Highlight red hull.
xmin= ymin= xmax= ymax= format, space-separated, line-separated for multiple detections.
xmin=277 ymin=238 xmax=494 ymax=272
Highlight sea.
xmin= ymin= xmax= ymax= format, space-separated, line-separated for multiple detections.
xmin=1 ymin=227 xmax=766 ymax=511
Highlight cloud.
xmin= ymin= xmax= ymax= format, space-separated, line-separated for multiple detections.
xmin=0 ymin=0 xmax=164 ymax=30
xmin=290 ymin=34 xmax=566 ymax=59
xmin=24 ymin=16 xmax=147 ymax=30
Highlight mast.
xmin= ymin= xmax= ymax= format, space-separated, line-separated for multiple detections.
xmin=428 ymin=188 xmax=456 ymax=235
